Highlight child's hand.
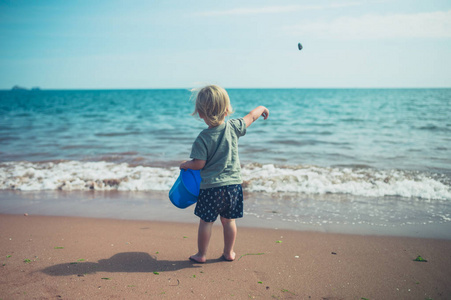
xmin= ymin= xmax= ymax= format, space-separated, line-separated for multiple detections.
xmin=180 ymin=161 xmax=189 ymax=170
xmin=261 ymin=107 xmax=269 ymax=120
xmin=180 ymin=159 xmax=206 ymax=170
xmin=244 ymin=106 xmax=269 ymax=127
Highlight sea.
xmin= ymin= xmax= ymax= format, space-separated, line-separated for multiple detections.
xmin=1 ymin=88 xmax=450 ymax=238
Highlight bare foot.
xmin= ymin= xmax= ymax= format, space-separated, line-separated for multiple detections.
xmin=189 ymin=253 xmax=206 ymax=263
xmin=222 ymin=251 xmax=236 ymax=261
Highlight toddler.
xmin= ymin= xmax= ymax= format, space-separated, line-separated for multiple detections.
xmin=180 ymin=85 xmax=269 ymax=263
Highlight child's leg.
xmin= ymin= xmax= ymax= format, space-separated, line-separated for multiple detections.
xmin=220 ymin=216 xmax=237 ymax=261
xmin=190 ymin=219 xmax=213 ymax=263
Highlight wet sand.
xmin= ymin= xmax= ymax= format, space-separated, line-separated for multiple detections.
xmin=1 ymin=214 xmax=450 ymax=299
xmin=2 ymin=190 xmax=451 ymax=240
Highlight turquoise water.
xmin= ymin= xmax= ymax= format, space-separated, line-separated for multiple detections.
xmin=1 ymin=88 xmax=450 ymax=172
xmin=1 ymin=88 xmax=450 ymax=235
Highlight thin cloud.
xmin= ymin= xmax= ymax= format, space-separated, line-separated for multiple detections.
xmin=286 ymin=10 xmax=451 ymax=39
xmin=196 ymin=2 xmax=362 ymax=16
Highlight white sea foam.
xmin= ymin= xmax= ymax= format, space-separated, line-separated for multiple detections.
xmin=0 ymin=161 xmax=179 ymax=192
xmin=0 ymin=161 xmax=450 ymax=200
xmin=242 ymin=164 xmax=451 ymax=200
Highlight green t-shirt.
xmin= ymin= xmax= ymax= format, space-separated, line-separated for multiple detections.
xmin=190 ymin=118 xmax=247 ymax=189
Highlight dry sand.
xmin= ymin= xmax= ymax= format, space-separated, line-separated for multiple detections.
xmin=1 ymin=214 xmax=450 ymax=299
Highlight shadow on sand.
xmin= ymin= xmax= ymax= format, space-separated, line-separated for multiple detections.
xmin=41 ymin=252 xmax=224 ymax=276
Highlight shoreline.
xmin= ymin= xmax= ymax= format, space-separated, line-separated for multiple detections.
xmin=1 ymin=214 xmax=451 ymax=299
xmin=1 ymin=190 xmax=451 ymax=240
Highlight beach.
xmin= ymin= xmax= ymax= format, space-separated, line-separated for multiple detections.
xmin=2 ymin=0 xmax=451 ymax=296
xmin=1 ymin=214 xmax=450 ymax=299
xmin=1 ymin=88 xmax=450 ymax=298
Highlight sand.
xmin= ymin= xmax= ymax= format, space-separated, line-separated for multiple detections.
xmin=1 ymin=214 xmax=450 ymax=299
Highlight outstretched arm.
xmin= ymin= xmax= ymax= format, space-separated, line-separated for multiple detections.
xmin=243 ymin=106 xmax=269 ymax=128
xmin=180 ymin=159 xmax=206 ymax=170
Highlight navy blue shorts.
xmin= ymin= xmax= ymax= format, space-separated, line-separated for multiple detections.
xmin=194 ymin=184 xmax=244 ymax=222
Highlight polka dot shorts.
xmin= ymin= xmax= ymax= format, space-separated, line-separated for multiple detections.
xmin=194 ymin=184 xmax=244 ymax=222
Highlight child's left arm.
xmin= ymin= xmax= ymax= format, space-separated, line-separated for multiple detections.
xmin=243 ymin=106 xmax=269 ymax=128
xmin=180 ymin=159 xmax=206 ymax=170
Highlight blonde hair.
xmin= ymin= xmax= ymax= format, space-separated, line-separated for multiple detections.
xmin=192 ymin=85 xmax=233 ymax=127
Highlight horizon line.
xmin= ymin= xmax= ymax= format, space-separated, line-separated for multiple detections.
xmin=2 ymin=86 xmax=451 ymax=91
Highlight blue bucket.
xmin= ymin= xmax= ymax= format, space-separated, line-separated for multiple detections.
xmin=169 ymin=169 xmax=201 ymax=209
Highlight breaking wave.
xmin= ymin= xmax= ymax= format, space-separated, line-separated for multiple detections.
xmin=1 ymin=161 xmax=450 ymax=201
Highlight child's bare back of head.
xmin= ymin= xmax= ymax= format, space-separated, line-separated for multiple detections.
xmin=192 ymin=85 xmax=233 ymax=127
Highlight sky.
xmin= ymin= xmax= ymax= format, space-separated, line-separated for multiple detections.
xmin=0 ymin=0 xmax=450 ymax=89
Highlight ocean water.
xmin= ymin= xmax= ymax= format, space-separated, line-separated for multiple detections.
xmin=1 ymin=89 xmax=450 ymax=236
